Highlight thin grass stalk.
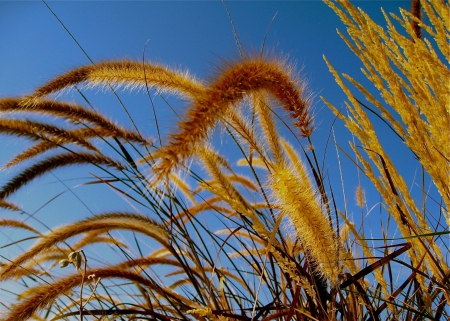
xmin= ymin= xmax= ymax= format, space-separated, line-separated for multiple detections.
xmin=0 ymin=152 xmax=125 ymax=200
xmin=0 ymin=213 xmax=169 ymax=282
xmin=4 ymin=267 xmax=202 ymax=321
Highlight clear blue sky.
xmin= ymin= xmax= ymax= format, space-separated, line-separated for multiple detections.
xmin=0 ymin=0 xmax=420 ymax=240
xmin=1 ymin=0 xmax=430 ymax=306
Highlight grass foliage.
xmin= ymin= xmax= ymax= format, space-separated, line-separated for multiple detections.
xmin=0 ymin=0 xmax=448 ymax=320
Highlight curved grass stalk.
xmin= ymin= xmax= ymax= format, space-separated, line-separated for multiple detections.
xmin=253 ymin=92 xmax=284 ymax=164
xmin=196 ymin=145 xmax=252 ymax=214
xmin=0 ymin=200 xmax=21 ymax=211
xmin=172 ymin=196 xmax=234 ymax=224
xmin=0 ymin=212 xmax=168 ymax=281
xmin=0 ymin=219 xmax=40 ymax=235
xmin=237 ymin=157 xmax=268 ymax=170
xmin=30 ymin=60 xmax=207 ymax=101
xmin=0 ymin=151 xmax=126 ymax=200
xmin=0 ymin=118 xmax=98 ymax=153
xmin=226 ymin=173 xmax=259 ymax=192
xmin=0 ymin=98 xmax=153 ymax=146
xmin=155 ymin=57 xmax=312 ymax=176
xmin=196 ymin=167 xmax=272 ymax=247
xmin=113 ymin=256 xmax=182 ymax=271
xmin=169 ymin=173 xmax=197 ymax=205
xmin=3 ymin=126 xmax=151 ymax=170
xmin=3 ymin=267 xmax=201 ymax=321
xmin=15 ymin=234 xmax=130 ymax=276
xmin=71 ymin=232 xmax=128 ymax=252
xmin=226 ymin=109 xmax=271 ymax=166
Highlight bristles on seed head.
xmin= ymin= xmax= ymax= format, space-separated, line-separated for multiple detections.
xmin=154 ymin=55 xmax=313 ymax=177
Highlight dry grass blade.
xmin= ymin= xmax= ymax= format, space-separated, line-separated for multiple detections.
xmin=3 ymin=125 xmax=150 ymax=170
xmin=340 ymin=243 xmax=412 ymax=289
xmin=0 ymin=212 xmax=168 ymax=282
xmin=0 ymin=152 xmax=125 ymax=200
xmin=0 ymin=119 xmax=95 ymax=153
xmin=51 ymin=309 xmax=174 ymax=320
xmin=3 ymin=267 xmax=195 ymax=321
xmin=0 ymin=98 xmax=153 ymax=146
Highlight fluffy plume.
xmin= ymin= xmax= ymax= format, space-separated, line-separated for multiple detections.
xmin=269 ymin=140 xmax=341 ymax=285
xmin=155 ymin=57 xmax=312 ymax=176
xmin=30 ymin=60 xmax=206 ymax=100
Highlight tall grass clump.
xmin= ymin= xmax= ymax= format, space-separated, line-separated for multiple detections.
xmin=0 ymin=0 xmax=448 ymax=320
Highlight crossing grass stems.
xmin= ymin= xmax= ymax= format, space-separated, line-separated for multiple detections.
xmin=0 ymin=0 xmax=448 ymax=320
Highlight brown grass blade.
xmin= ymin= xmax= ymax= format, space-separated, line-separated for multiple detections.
xmin=0 ymin=212 xmax=168 ymax=282
xmin=1 ymin=98 xmax=153 ymax=146
xmin=0 ymin=219 xmax=40 ymax=235
xmin=0 ymin=152 xmax=125 ymax=200
xmin=4 ymin=267 xmax=195 ymax=321
xmin=340 ymin=242 xmax=412 ymax=289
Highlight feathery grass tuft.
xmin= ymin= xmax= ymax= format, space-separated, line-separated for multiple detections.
xmin=0 ymin=1 xmax=448 ymax=319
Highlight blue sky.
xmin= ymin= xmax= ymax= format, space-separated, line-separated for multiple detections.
xmin=0 ymin=1 xmax=415 ymax=192
xmin=0 ymin=0 xmax=422 ymax=242
xmin=1 ymin=0 xmax=440 ymax=308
